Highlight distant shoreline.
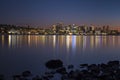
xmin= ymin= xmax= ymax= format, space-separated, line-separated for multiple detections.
xmin=0 ymin=34 xmax=120 ymax=36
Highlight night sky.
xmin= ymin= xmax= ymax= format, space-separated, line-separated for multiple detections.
xmin=0 ymin=0 xmax=120 ymax=27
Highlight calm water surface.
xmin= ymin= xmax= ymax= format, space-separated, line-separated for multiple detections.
xmin=0 ymin=35 xmax=120 ymax=78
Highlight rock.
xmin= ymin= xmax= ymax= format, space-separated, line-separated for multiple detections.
xmin=88 ymin=64 xmax=98 ymax=71
xmin=13 ymin=75 xmax=22 ymax=80
xmin=107 ymin=61 xmax=119 ymax=66
xmin=22 ymin=70 xmax=32 ymax=77
xmin=42 ymin=76 xmax=49 ymax=80
xmin=56 ymin=67 xmax=67 ymax=74
xmin=0 ymin=75 xmax=4 ymax=80
xmin=45 ymin=59 xmax=63 ymax=69
xmin=80 ymin=64 xmax=88 ymax=68
xmin=61 ymin=74 xmax=69 ymax=80
xmin=47 ymin=74 xmax=54 ymax=79
xmin=68 ymin=65 xmax=74 ymax=69
xmin=45 ymin=72 xmax=54 ymax=78
xmin=107 ymin=61 xmax=119 ymax=70
xmin=32 ymin=75 xmax=42 ymax=80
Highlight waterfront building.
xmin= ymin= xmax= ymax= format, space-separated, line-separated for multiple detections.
xmin=8 ymin=29 xmax=20 ymax=34
xmin=109 ymin=27 xmax=120 ymax=32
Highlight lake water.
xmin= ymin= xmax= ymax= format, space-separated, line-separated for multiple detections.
xmin=0 ymin=35 xmax=120 ymax=79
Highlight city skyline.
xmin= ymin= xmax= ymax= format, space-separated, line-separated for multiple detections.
xmin=0 ymin=0 xmax=120 ymax=27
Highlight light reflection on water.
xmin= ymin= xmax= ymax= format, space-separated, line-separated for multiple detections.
xmin=2 ymin=35 xmax=4 ymax=47
xmin=0 ymin=35 xmax=120 ymax=79
xmin=0 ymin=35 xmax=119 ymax=50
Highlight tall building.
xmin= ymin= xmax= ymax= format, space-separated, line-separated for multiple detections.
xmin=52 ymin=25 xmax=56 ymax=34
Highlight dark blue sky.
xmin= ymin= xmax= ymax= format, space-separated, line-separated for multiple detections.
xmin=0 ymin=0 xmax=120 ymax=27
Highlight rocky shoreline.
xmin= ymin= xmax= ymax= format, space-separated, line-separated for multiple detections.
xmin=1 ymin=60 xmax=120 ymax=80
